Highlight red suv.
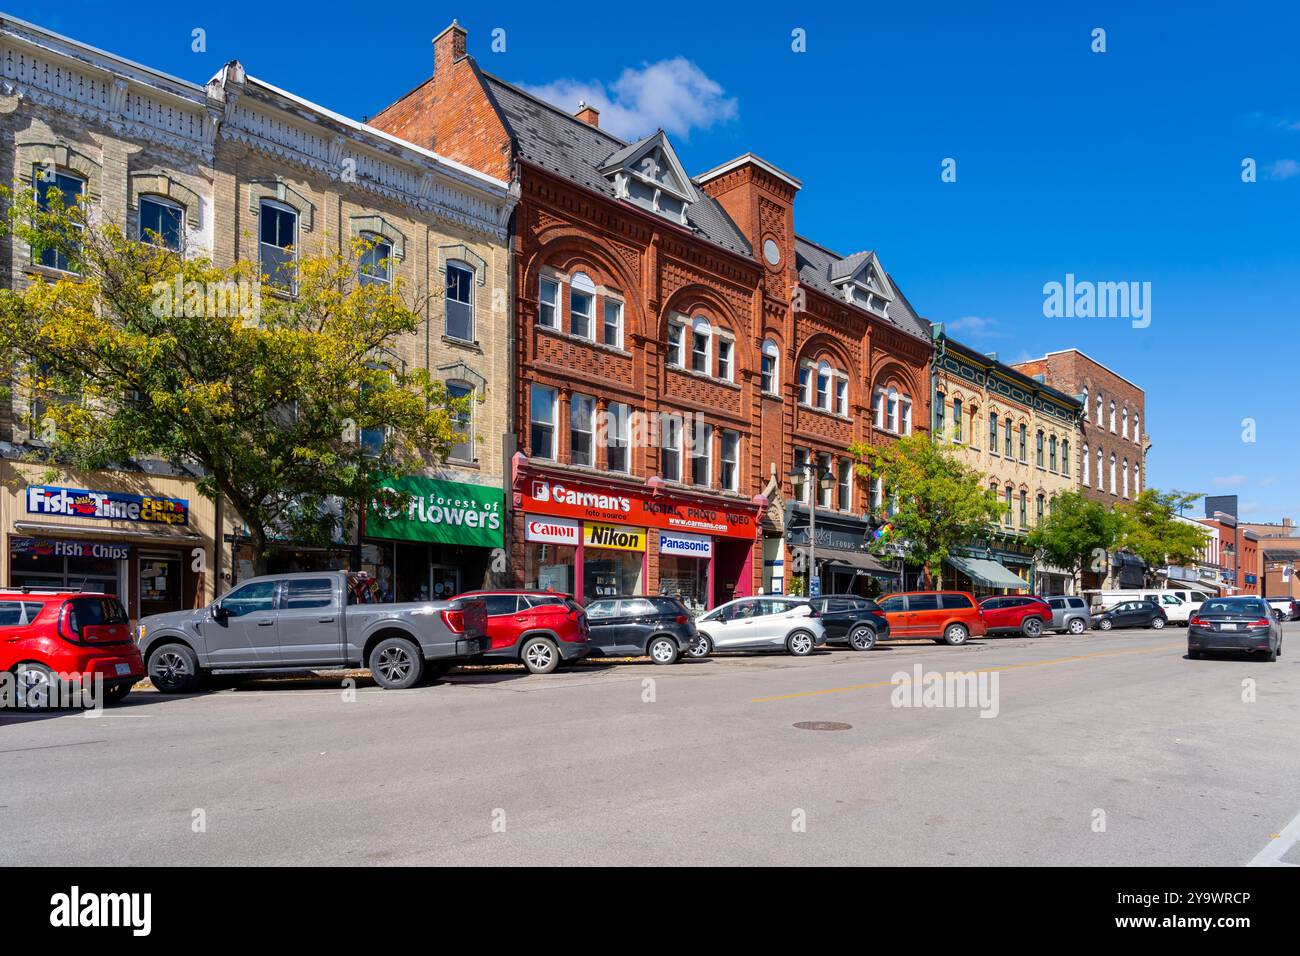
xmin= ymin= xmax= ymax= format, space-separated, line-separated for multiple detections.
xmin=876 ymin=591 xmax=986 ymax=645
xmin=459 ymin=590 xmax=590 ymax=674
xmin=978 ymin=595 xmax=1053 ymax=638
xmin=1 ymin=590 xmax=144 ymax=708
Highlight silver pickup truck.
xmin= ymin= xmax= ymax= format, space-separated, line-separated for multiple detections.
xmin=137 ymin=571 xmax=487 ymax=692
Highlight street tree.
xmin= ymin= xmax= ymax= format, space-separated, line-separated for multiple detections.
xmin=848 ymin=433 xmax=1003 ymax=588
xmin=1116 ymin=489 xmax=1206 ymax=585
xmin=0 ymin=183 xmax=470 ymax=574
xmin=1026 ymin=490 xmax=1128 ymax=592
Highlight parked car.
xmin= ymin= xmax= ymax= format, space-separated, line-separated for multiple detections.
xmin=978 ymin=595 xmax=1053 ymax=637
xmin=876 ymin=591 xmax=986 ymax=645
xmin=1087 ymin=589 xmax=1201 ymax=620
xmin=1 ymin=590 xmax=144 ymax=708
xmin=1043 ymin=595 xmax=1092 ymax=634
xmin=582 ymin=596 xmax=696 ymax=664
xmin=1188 ymin=596 xmax=1283 ymax=661
xmin=139 ymin=571 xmax=487 ymax=692
xmin=1264 ymin=596 xmax=1299 ymax=622
xmin=806 ymin=595 xmax=890 ymax=651
xmin=1090 ymin=599 xmax=1167 ymax=631
xmin=1163 ymin=588 xmax=1213 ymax=614
xmin=689 ymin=596 xmax=825 ymax=657
xmin=460 ymin=589 xmax=590 ymax=674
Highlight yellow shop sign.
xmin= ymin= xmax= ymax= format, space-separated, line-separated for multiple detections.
xmin=584 ymin=522 xmax=646 ymax=552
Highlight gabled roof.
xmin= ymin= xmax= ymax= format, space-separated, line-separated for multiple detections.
xmin=479 ymin=72 xmax=751 ymax=257
xmin=794 ymin=236 xmax=930 ymax=341
xmin=599 ymin=129 xmax=697 ymax=204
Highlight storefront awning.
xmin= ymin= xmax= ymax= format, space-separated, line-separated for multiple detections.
xmin=823 ymin=550 xmax=895 ymax=576
xmin=13 ymin=520 xmax=202 ymax=542
xmin=945 ymin=555 xmax=1027 ymax=590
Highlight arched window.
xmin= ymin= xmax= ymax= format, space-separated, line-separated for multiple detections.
xmin=1096 ymin=447 xmax=1103 ymax=489
xmin=761 ymin=340 xmax=780 ymax=394
xmin=1061 ymin=439 xmax=1070 ymax=476
xmin=951 ymin=396 xmax=962 ymax=441
xmin=1096 ymin=393 xmax=1103 ymax=424
xmin=1121 ymin=408 xmax=1128 ymax=439
xmin=690 ymin=316 xmax=712 ymax=374
xmin=1122 ymin=457 xmax=1130 ymax=498
xmin=1133 ymin=462 xmax=1141 ymax=496
xmin=888 ymin=387 xmax=901 ymax=433
xmin=1048 ymin=434 xmax=1057 ymax=471
xmin=569 ymin=271 xmax=596 ymax=340
xmin=1035 ymin=429 xmax=1044 ymax=467
xmin=1109 ymin=453 xmax=1117 ymax=493
xmin=1082 ymin=443 xmax=1090 ymax=484
xmin=816 ymin=360 xmax=833 ymax=410
xmin=1082 ymin=386 xmax=1089 ymax=422
xmin=1109 ymin=400 xmax=1116 ymax=432
xmin=1133 ymin=412 xmax=1140 ymax=443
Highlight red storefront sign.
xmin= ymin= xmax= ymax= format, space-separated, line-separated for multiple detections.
xmin=519 ymin=472 xmax=758 ymax=540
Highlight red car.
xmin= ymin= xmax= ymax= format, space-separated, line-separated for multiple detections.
xmin=978 ymin=595 xmax=1053 ymax=638
xmin=459 ymin=590 xmax=590 ymax=674
xmin=876 ymin=591 xmax=986 ymax=645
xmin=0 ymin=590 xmax=144 ymax=708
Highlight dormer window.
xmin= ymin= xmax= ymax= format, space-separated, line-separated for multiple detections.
xmin=830 ymin=252 xmax=895 ymax=318
xmin=601 ymin=132 xmax=697 ymax=226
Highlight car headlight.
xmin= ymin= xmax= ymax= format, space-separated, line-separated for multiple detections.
xmin=136 ymin=624 xmax=146 ymax=643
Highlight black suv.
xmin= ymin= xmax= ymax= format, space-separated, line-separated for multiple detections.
xmin=806 ymin=594 xmax=890 ymax=651
xmin=582 ymin=595 xmax=698 ymax=664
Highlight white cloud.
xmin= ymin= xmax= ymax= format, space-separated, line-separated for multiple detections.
xmin=1266 ymin=159 xmax=1300 ymax=180
xmin=947 ymin=315 xmax=1002 ymax=337
xmin=1211 ymin=474 xmax=1248 ymax=486
xmin=522 ymin=58 xmax=738 ymax=141
xmin=1259 ymin=475 xmax=1278 ymax=487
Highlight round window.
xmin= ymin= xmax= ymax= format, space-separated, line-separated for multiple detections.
xmin=763 ymin=238 xmax=781 ymax=266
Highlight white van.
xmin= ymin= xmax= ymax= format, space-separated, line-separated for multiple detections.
xmin=1085 ymin=590 xmax=1196 ymax=624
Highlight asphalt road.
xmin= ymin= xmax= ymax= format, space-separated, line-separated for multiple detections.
xmin=3 ymin=623 xmax=1298 ymax=866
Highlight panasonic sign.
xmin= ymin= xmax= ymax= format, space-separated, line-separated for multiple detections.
xmin=659 ymin=531 xmax=713 ymax=558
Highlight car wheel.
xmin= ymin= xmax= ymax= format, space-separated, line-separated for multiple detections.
xmin=1188 ymin=649 xmax=1202 ymax=660
xmin=12 ymin=662 xmax=55 ymax=709
xmin=148 ymin=643 xmax=202 ymax=694
xmin=848 ymin=625 xmax=877 ymax=651
xmin=648 ymin=635 xmax=680 ymax=665
xmin=368 ymin=636 xmax=425 ymax=689
xmin=1067 ymin=618 xmax=1087 ymax=635
xmin=1098 ymin=618 xmax=1113 ymax=631
xmin=686 ymin=633 xmax=712 ymax=659
xmin=943 ymin=623 xmax=969 ymax=646
xmin=1263 ymin=645 xmax=1278 ymax=662
xmin=103 ymin=682 xmax=132 ymax=704
xmin=520 ymin=636 xmax=560 ymax=675
xmin=1021 ymin=617 xmax=1044 ymax=638
xmin=786 ymin=630 xmax=815 ymax=656
xmin=1151 ymin=616 xmax=1166 ymax=630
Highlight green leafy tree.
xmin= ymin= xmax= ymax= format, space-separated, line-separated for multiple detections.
xmin=0 ymin=183 xmax=469 ymax=574
xmin=1117 ymin=489 xmax=1206 ymax=584
xmin=848 ymin=433 xmax=1003 ymax=587
xmin=1026 ymin=490 xmax=1128 ymax=592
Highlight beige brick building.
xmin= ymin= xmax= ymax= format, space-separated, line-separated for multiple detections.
xmin=0 ymin=14 xmax=515 ymax=610
xmin=932 ymin=332 xmax=1083 ymax=595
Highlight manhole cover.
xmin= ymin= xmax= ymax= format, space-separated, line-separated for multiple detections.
xmin=793 ymin=721 xmax=852 ymax=731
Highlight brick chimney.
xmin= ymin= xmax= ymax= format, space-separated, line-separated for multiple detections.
xmin=434 ymin=20 xmax=467 ymax=76
xmin=575 ymin=101 xmax=600 ymax=127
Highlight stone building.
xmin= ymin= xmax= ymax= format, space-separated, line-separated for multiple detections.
xmin=0 ymin=14 xmax=515 ymax=610
xmin=933 ymin=332 xmax=1083 ymax=594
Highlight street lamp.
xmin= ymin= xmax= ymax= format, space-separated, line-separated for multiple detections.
xmin=788 ymin=458 xmax=835 ymax=596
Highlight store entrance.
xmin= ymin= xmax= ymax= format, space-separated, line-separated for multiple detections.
xmin=139 ymin=551 xmax=184 ymax=617
xmin=712 ymin=538 xmax=753 ymax=607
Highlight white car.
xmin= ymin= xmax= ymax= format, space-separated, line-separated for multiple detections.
xmin=688 ymin=596 xmax=827 ymax=657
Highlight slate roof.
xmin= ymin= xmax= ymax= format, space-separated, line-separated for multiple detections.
xmin=480 ymin=72 xmax=752 ymax=257
xmin=794 ymin=236 xmax=931 ymax=342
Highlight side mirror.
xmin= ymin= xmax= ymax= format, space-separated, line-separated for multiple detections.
xmin=211 ymin=602 xmax=228 ymax=623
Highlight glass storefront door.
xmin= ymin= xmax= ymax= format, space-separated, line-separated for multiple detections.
xmin=139 ymin=551 xmax=183 ymax=616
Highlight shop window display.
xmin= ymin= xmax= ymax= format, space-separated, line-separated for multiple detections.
xmin=659 ymin=554 xmax=708 ymax=614
xmin=583 ymin=549 xmax=643 ymax=599
xmin=525 ymin=542 xmax=576 ymax=594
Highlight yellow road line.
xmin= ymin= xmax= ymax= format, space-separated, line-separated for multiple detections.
xmin=751 ymin=642 xmax=1183 ymax=703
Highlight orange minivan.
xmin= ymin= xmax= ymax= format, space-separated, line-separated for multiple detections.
xmin=876 ymin=591 xmax=986 ymax=645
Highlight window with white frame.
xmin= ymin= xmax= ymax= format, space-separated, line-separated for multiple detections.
xmin=569 ymin=272 xmax=595 ymax=340
xmin=530 ymin=384 xmax=557 ymax=460
xmin=761 ymin=340 xmax=779 ymax=394
xmin=691 ymin=318 xmax=711 ymax=374
xmin=691 ymin=423 xmax=712 ymax=487
xmin=139 ymin=194 xmax=184 ymax=251
xmin=570 ymin=393 xmax=595 ymax=466
xmin=259 ymin=199 xmax=297 ymax=292
xmin=1133 ymin=462 xmax=1141 ymax=496
xmin=1082 ymin=386 xmax=1089 ymax=421
xmin=1109 ymin=400 xmax=1116 ymax=432
xmin=445 ymin=261 xmax=475 ymax=341
xmin=793 ymin=448 xmax=811 ymax=503
xmin=989 ymin=411 xmax=999 ymax=452
xmin=1096 ymin=447 xmax=1103 ymax=489
xmin=817 ymin=452 xmax=834 ymax=508
xmin=721 ymin=430 xmax=740 ymax=491
xmin=1133 ymin=413 xmax=1140 ymax=443
xmin=717 ymin=337 xmax=734 ymax=382
xmin=1109 ymin=453 xmax=1117 ymax=492
xmin=1122 ymin=457 xmax=1130 ymax=497
xmin=602 ymin=297 xmax=623 ymax=348
xmin=888 ymin=388 xmax=901 ymax=434
xmin=660 ymin=414 xmax=683 ymax=481
xmin=837 ymin=459 xmax=852 ymax=511
xmin=934 ymin=392 xmax=945 ymax=436
xmin=800 ymin=363 xmax=814 ymax=405
xmin=605 ymin=402 xmax=631 ymax=473
xmin=836 ymin=378 xmax=848 ymax=417
xmin=1096 ymin=393 xmax=1103 ymax=424
xmin=448 ymin=381 xmax=473 ymax=462
xmin=667 ymin=320 xmax=685 ymax=367
xmin=900 ymin=395 xmax=912 ymax=435
xmin=1049 ymin=434 xmax=1057 ymax=471
xmin=950 ymin=396 xmax=962 ymax=441
xmin=1082 ymin=443 xmax=1090 ymax=484
xmin=1036 ymin=430 xmax=1044 ymax=467
xmin=1061 ymin=439 xmax=1070 ymax=476
xmin=1004 ymin=416 xmax=1012 ymax=457
xmin=871 ymin=476 xmax=884 ymax=512
xmin=538 ymin=277 xmax=560 ymax=329
xmin=1121 ymin=408 xmax=1128 ymax=439
xmin=816 ymin=361 xmax=831 ymax=409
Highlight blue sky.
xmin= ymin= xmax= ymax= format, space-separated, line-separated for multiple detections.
xmin=12 ymin=0 xmax=1299 ymax=521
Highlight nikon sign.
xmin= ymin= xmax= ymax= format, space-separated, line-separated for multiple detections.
xmin=367 ymin=477 xmax=505 ymax=548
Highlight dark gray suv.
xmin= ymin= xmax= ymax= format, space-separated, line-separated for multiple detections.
xmin=1044 ymin=595 xmax=1092 ymax=634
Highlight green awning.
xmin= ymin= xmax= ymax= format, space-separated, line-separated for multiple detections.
xmin=944 ymin=555 xmax=1028 ymax=590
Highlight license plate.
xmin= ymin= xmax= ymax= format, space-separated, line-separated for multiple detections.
xmin=115 ymin=663 xmax=132 ymax=676
xmin=1221 ymin=623 xmax=1237 ymax=631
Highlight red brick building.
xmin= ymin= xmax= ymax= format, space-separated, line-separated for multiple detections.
xmin=372 ymin=22 xmax=933 ymax=606
xmin=1200 ymin=514 xmax=1261 ymax=596
xmin=1011 ymin=349 xmax=1147 ymax=507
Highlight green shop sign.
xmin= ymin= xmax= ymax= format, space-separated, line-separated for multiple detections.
xmin=367 ymin=476 xmax=505 ymax=548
